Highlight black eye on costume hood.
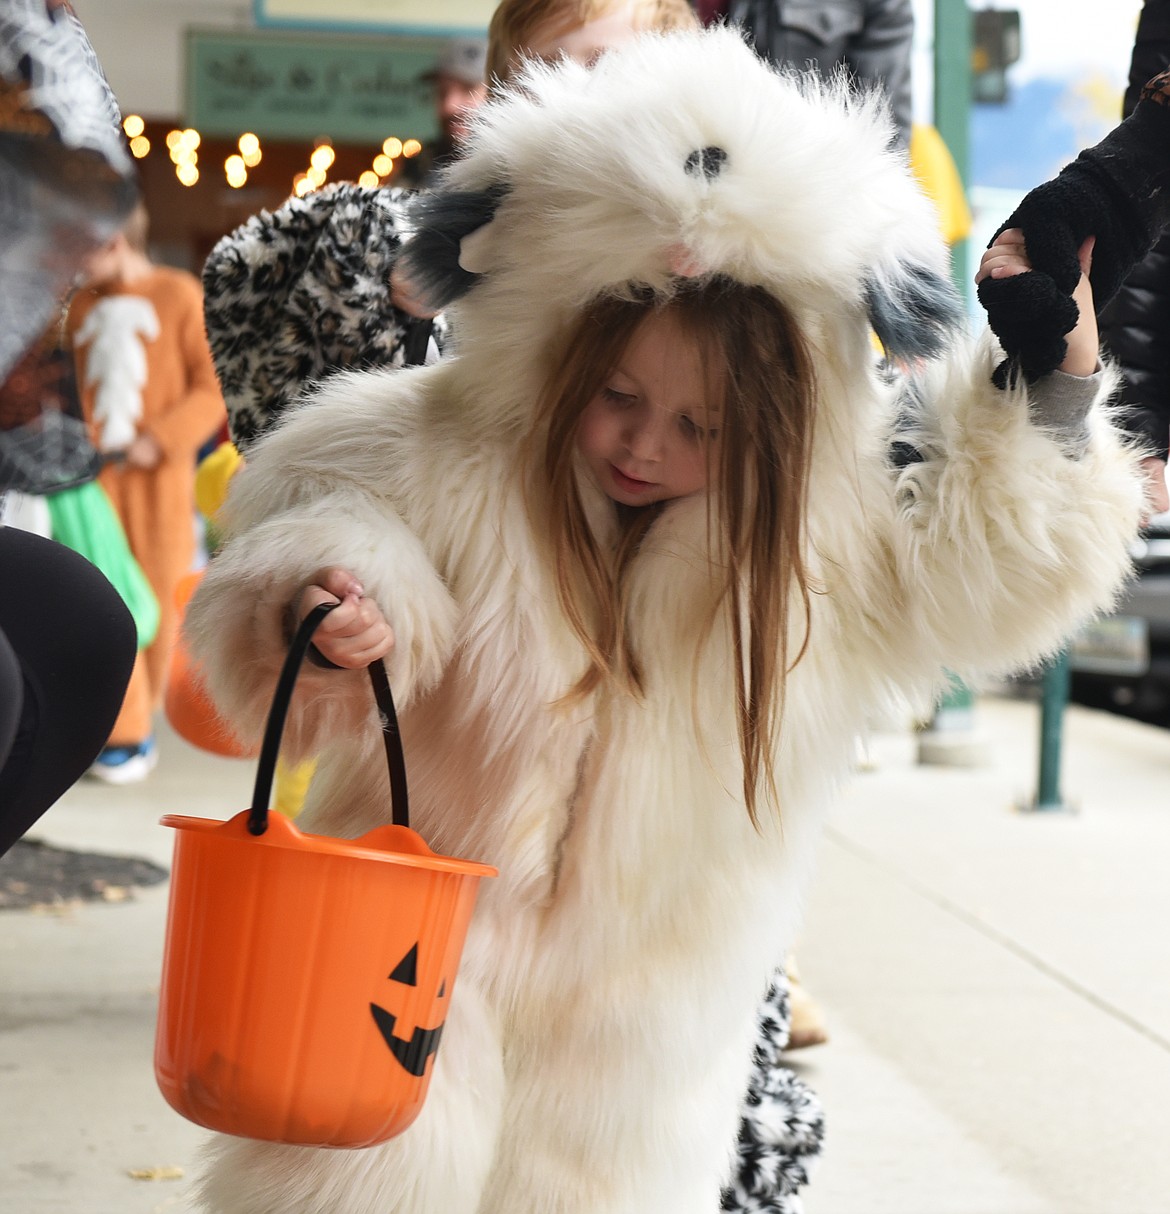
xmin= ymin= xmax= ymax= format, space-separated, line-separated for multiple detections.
xmin=684 ymin=146 xmax=729 ymax=180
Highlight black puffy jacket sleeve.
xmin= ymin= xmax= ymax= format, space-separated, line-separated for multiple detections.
xmin=1100 ymin=233 xmax=1170 ymax=461
xmin=1100 ymin=0 xmax=1170 ymax=462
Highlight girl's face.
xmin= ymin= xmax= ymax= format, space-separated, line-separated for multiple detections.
xmin=577 ymin=309 xmax=720 ymax=507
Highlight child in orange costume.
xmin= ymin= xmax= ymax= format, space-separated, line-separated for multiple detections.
xmin=69 ymin=203 xmax=226 ymax=781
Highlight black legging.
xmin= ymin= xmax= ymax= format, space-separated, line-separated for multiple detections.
xmin=0 ymin=526 xmax=136 ymax=855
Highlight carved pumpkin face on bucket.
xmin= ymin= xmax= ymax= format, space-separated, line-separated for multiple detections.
xmin=156 ymin=809 xmax=495 ymax=1147
xmin=370 ymin=941 xmax=451 ymax=1078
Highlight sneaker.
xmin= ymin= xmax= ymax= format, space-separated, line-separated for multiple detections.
xmin=87 ymin=736 xmax=158 ymax=784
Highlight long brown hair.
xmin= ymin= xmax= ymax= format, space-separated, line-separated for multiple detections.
xmin=529 ymin=278 xmax=819 ymax=823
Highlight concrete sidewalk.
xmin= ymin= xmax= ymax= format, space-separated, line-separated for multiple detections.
xmin=0 ymin=696 xmax=1167 ymax=1213
xmin=797 ymin=697 xmax=1170 ymax=1214
xmin=0 ymin=724 xmax=250 ymax=1214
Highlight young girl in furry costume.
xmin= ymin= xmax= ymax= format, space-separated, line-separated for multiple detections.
xmin=187 ymin=27 xmax=1143 ymax=1214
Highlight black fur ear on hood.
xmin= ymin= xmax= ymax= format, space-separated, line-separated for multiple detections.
xmin=398 ymin=183 xmax=510 ymax=312
xmin=863 ymin=262 xmax=965 ymax=362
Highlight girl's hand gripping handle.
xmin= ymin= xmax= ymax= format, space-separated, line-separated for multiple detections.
xmin=296 ymin=567 xmax=395 ymax=670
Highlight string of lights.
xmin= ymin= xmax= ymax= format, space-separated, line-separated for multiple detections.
xmin=121 ymin=115 xmax=423 ymax=194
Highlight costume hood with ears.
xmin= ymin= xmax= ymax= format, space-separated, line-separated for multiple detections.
xmin=398 ymin=24 xmax=963 ymax=430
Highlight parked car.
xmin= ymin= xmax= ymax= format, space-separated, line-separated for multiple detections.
xmin=1069 ymin=512 xmax=1170 ymax=716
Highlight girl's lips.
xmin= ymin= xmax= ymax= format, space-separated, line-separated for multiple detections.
xmin=610 ymin=464 xmax=654 ymax=493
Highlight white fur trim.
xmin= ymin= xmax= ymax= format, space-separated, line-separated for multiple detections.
xmin=73 ymin=295 xmax=159 ymax=451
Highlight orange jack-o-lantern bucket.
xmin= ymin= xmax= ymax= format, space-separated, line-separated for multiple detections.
xmin=154 ymin=602 xmax=496 ymax=1148
xmin=164 ymin=571 xmax=256 ymax=758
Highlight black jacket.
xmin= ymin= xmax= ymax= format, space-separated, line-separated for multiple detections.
xmin=726 ymin=0 xmax=913 ymax=149
xmin=1099 ymin=0 xmax=1170 ymax=461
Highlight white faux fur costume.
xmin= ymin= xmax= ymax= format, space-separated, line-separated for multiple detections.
xmin=187 ymin=28 xmax=1143 ymax=1214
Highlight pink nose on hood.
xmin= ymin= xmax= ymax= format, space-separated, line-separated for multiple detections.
xmin=665 ymin=243 xmax=707 ymax=279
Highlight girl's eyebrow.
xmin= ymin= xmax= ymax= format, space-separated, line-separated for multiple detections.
xmin=607 ymin=375 xmax=723 ymax=420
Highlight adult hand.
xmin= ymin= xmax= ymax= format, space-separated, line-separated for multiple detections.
xmin=988 ymin=92 xmax=1170 ymax=317
xmin=976 ymin=228 xmax=1081 ymax=386
xmin=1141 ymin=456 xmax=1169 ymax=522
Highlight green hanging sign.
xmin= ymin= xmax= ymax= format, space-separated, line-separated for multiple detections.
xmin=253 ymin=0 xmax=493 ymax=37
xmin=186 ymin=29 xmax=447 ymax=143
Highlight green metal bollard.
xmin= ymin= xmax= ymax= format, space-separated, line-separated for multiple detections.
xmin=1030 ymin=647 xmax=1072 ymax=812
xmin=935 ymin=671 xmax=975 ymax=724
xmin=916 ymin=673 xmax=989 ymax=767
xmin=933 ymin=0 xmax=971 ymax=296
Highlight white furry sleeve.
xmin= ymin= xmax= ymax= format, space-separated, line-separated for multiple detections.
xmin=186 ymin=484 xmax=459 ymax=761
xmin=886 ymin=332 xmax=1144 ymax=682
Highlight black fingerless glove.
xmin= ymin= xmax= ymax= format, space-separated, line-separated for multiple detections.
xmin=977 ymin=272 xmax=1079 ymax=388
xmin=980 ymin=94 xmax=1170 ymax=386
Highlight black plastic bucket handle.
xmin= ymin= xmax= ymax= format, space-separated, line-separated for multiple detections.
xmin=248 ymin=601 xmax=409 ymax=835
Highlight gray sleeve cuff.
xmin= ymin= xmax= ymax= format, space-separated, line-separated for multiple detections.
xmin=1026 ymin=364 xmax=1104 ymax=455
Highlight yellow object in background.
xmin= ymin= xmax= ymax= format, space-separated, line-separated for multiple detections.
xmin=273 ymin=755 xmax=316 ymax=819
xmin=909 ymin=123 xmax=973 ymax=248
xmin=192 ymin=439 xmax=314 ymax=817
xmin=194 ymin=439 xmax=243 ymax=520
